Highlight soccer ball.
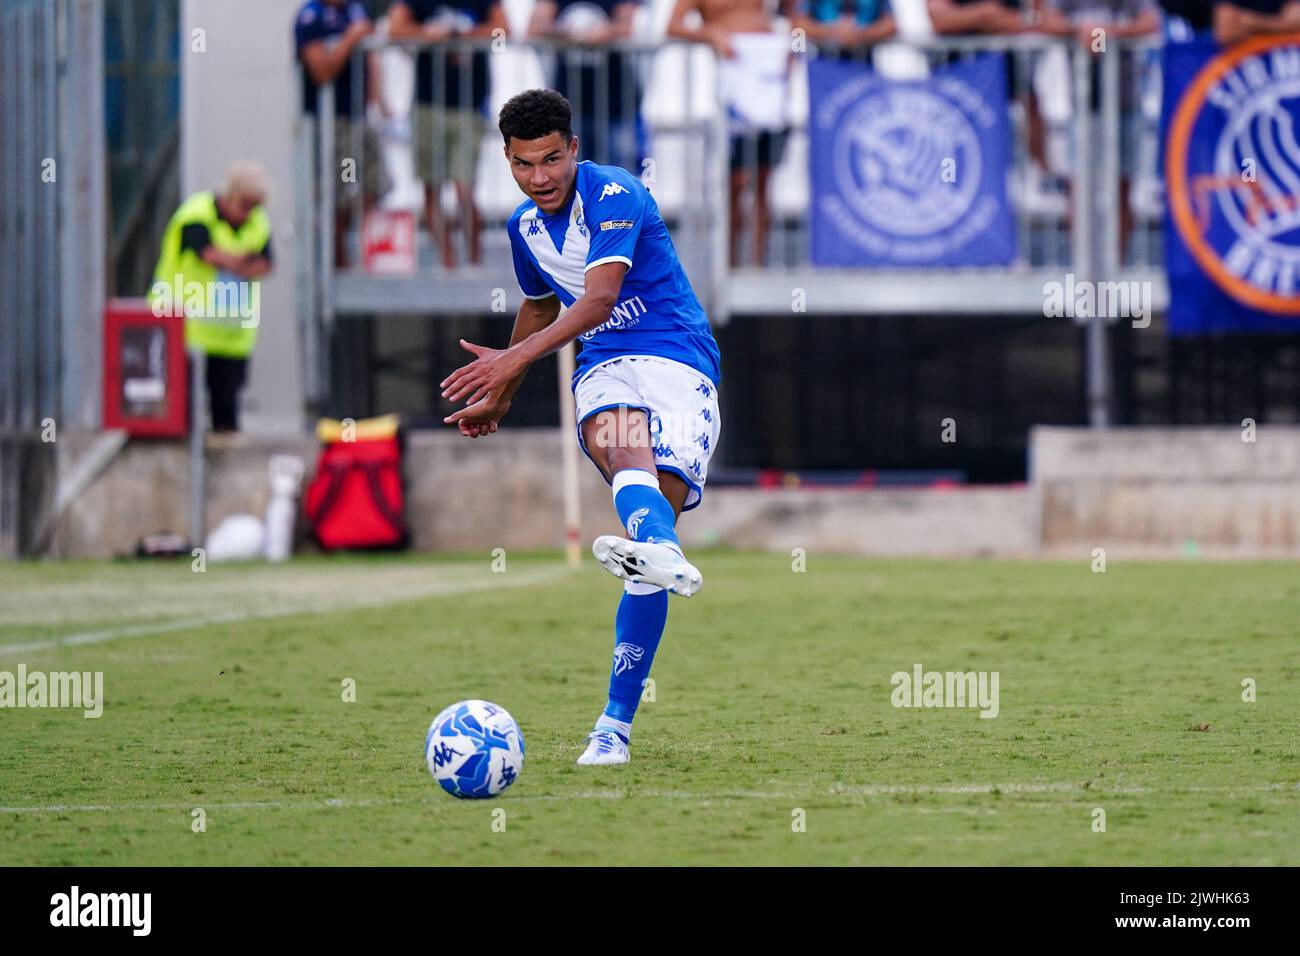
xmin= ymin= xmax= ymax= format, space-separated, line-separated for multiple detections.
xmin=424 ymin=700 xmax=525 ymax=799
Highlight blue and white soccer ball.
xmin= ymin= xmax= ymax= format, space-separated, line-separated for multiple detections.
xmin=424 ymin=700 xmax=525 ymax=799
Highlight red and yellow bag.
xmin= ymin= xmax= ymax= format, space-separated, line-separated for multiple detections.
xmin=305 ymin=414 xmax=408 ymax=551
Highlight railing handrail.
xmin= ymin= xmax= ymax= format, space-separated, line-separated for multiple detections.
xmin=353 ymin=32 xmax=1165 ymax=57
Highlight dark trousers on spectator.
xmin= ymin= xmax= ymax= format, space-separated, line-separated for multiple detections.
xmin=204 ymin=354 xmax=248 ymax=432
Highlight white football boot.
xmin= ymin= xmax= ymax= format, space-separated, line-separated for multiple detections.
xmin=591 ymin=536 xmax=703 ymax=597
xmin=576 ymin=730 xmax=630 ymax=766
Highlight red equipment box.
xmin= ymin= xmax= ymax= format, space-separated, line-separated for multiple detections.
xmin=102 ymin=298 xmax=188 ymax=438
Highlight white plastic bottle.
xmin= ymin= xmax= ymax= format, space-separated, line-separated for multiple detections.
xmin=264 ymin=455 xmax=305 ymax=563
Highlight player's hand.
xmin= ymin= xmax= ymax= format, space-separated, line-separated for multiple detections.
xmin=345 ymin=19 xmax=374 ymax=42
xmin=1077 ymin=23 xmax=1104 ymax=52
xmin=832 ymin=18 xmax=860 ymax=47
xmin=578 ymin=23 xmax=619 ymax=45
xmin=440 ymin=339 xmax=528 ymax=406
xmin=444 ymin=394 xmax=511 ymax=438
xmin=709 ymin=27 xmax=734 ymax=59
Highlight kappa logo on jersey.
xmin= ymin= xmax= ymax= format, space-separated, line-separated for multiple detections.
xmin=598 ymin=182 xmax=628 ymax=201
xmin=525 ymin=218 xmax=543 ymax=237
xmin=612 ymin=642 xmax=645 ymax=676
xmin=626 ymin=506 xmax=650 ymax=538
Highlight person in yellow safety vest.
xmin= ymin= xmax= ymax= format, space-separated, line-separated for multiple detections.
xmin=150 ymin=162 xmax=274 ymax=433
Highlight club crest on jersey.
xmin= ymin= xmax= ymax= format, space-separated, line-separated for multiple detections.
xmin=626 ymin=506 xmax=650 ymax=538
xmin=598 ymin=182 xmax=628 ymax=201
xmin=613 ymin=642 xmax=645 ymax=675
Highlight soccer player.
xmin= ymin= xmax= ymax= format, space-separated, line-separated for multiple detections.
xmin=439 ymin=89 xmax=722 ymax=767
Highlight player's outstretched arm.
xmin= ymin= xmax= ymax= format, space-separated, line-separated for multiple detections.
xmin=442 ymin=261 xmax=629 ymax=421
xmin=442 ymin=293 xmax=562 ymax=437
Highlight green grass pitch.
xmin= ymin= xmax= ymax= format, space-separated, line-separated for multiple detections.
xmin=0 ymin=551 xmax=1296 ymax=865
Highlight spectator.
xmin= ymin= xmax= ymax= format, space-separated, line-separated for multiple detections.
xmin=295 ymin=0 xmax=387 ymax=268
xmin=1038 ymin=0 xmax=1159 ymax=48
xmin=150 ymin=163 xmax=274 ymax=434
xmin=389 ymin=0 xmax=508 ymax=268
xmin=793 ymin=0 xmax=896 ymax=52
xmin=528 ymin=0 xmax=645 ymax=172
xmin=927 ymin=0 xmax=1027 ymax=32
xmin=1212 ymin=0 xmax=1300 ymax=45
xmin=1039 ymin=0 xmax=1158 ymax=253
xmin=668 ymin=0 xmax=794 ymax=267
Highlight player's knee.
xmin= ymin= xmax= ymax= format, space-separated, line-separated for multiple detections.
xmin=606 ymin=445 xmax=649 ymax=476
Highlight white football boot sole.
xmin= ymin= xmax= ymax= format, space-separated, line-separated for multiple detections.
xmin=576 ymin=731 xmax=630 ymax=766
xmin=591 ymin=536 xmax=703 ymax=597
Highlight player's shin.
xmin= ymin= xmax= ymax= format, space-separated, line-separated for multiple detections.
xmin=611 ymin=468 xmax=680 ymax=550
xmin=595 ymin=581 xmax=669 ymax=740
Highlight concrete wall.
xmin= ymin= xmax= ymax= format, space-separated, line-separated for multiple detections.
xmin=37 ymin=427 xmax=1031 ymax=559
xmin=182 ymin=0 xmax=304 ymax=434
xmin=675 ymin=486 xmax=1031 ymax=557
xmin=20 ymin=425 xmax=1300 ymax=560
xmin=1032 ymin=426 xmax=1300 ymax=557
xmin=45 ymin=429 xmax=622 ymax=559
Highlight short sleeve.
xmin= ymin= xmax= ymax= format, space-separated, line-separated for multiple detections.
xmin=180 ymin=222 xmax=212 ymax=255
xmin=294 ymin=4 xmax=327 ymax=54
xmin=510 ymin=228 xmax=556 ymax=300
xmin=584 ymin=178 xmax=642 ymax=272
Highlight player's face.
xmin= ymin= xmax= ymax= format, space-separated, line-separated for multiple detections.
xmin=504 ymin=132 xmax=579 ymax=215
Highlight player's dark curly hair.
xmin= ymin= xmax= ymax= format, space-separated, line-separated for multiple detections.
xmin=498 ymin=89 xmax=573 ymax=145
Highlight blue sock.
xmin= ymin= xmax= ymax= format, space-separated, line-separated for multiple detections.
xmin=611 ymin=468 xmax=680 ymax=550
xmin=597 ymin=581 xmax=669 ymax=737
xmin=596 ymin=469 xmax=678 ymax=740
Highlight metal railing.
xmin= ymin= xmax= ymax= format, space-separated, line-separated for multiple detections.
xmin=297 ymin=33 xmax=1166 ymax=412
xmin=1 ymin=0 xmax=106 ymax=558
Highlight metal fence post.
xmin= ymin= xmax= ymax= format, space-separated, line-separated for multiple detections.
xmin=1073 ymin=45 xmax=1110 ymax=428
xmin=317 ymin=82 xmax=336 ymax=407
xmin=188 ymin=348 xmax=206 ymax=549
xmin=58 ymin=0 xmax=106 ymax=430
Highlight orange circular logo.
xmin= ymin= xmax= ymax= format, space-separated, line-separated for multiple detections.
xmin=1166 ymin=34 xmax=1300 ymax=315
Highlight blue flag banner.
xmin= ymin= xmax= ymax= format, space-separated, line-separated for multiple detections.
xmin=808 ymin=54 xmax=1017 ymax=268
xmin=1163 ymin=34 xmax=1300 ymax=334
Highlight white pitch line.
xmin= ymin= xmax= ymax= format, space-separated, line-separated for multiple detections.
xmin=0 ymin=565 xmax=572 ymax=656
xmin=0 ymin=782 xmax=1294 ymax=814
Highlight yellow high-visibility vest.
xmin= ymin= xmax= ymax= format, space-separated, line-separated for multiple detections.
xmin=150 ymin=191 xmax=271 ymax=358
